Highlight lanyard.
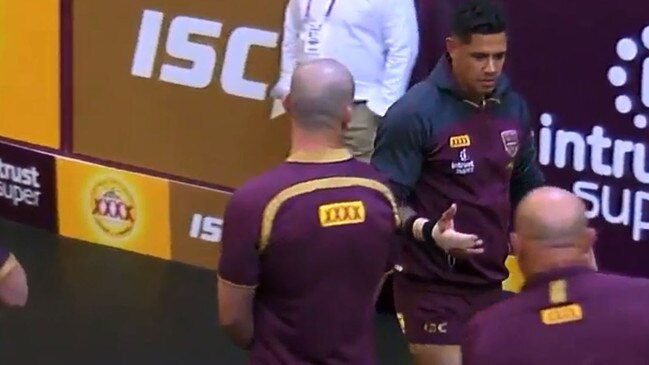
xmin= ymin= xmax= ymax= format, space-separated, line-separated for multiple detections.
xmin=305 ymin=0 xmax=336 ymax=20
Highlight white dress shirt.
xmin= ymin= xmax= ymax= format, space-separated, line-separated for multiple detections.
xmin=271 ymin=0 xmax=419 ymax=117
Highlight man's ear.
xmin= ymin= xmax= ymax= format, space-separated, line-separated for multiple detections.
xmin=577 ymin=227 xmax=597 ymax=251
xmin=341 ymin=104 xmax=352 ymax=130
xmin=282 ymin=94 xmax=291 ymax=113
xmin=510 ymin=232 xmax=521 ymax=257
xmin=585 ymin=227 xmax=597 ymax=245
xmin=445 ymin=36 xmax=460 ymax=59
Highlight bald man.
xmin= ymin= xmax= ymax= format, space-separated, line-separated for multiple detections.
xmin=217 ymin=59 xmax=400 ymax=364
xmin=463 ymin=186 xmax=649 ymax=365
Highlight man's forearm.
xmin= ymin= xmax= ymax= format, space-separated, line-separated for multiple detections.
xmin=398 ymin=205 xmax=417 ymax=225
xmin=399 ymin=205 xmax=437 ymax=244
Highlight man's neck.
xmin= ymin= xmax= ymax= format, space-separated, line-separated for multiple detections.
xmin=447 ymin=61 xmax=488 ymax=104
xmin=290 ymin=126 xmax=343 ymax=154
xmin=525 ymin=257 xmax=593 ymax=282
xmin=455 ymin=82 xmax=486 ymax=105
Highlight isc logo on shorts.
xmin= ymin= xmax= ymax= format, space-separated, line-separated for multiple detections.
xmin=318 ymin=201 xmax=365 ymax=227
xmin=449 ymin=134 xmax=471 ymax=148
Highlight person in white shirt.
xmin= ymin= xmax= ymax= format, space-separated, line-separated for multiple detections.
xmin=271 ymin=0 xmax=419 ymax=162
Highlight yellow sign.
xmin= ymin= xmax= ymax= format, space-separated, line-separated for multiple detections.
xmin=0 ymin=1 xmax=60 ymax=148
xmin=502 ymin=255 xmax=524 ymax=293
xmin=449 ymin=135 xmax=471 ymax=148
xmin=540 ymin=303 xmax=583 ymax=325
xmin=56 ymin=157 xmax=171 ymax=259
xmin=318 ymin=201 xmax=366 ymax=227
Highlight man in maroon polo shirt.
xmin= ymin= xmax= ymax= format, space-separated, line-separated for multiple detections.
xmin=217 ymin=58 xmax=400 ymax=365
xmin=464 ymin=186 xmax=649 ymax=365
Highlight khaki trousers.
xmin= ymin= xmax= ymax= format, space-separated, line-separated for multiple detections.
xmin=343 ymin=102 xmax=380 ymax=163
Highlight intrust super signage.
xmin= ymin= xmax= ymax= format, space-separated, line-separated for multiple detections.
xmin=72 ymin=0 xmax=291 ymax=188
xmin=0 ymin=142 xmax=57 ymax=232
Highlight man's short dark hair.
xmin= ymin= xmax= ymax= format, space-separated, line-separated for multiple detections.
xmin=451 ymin=0 xmax=507 ymax=43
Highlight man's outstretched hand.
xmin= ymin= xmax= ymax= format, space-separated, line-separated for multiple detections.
xmin=432 ymin=204 xmax=484 ymax=256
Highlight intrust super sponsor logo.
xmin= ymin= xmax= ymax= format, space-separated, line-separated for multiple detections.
xmin=0 ymin=158 xmax=42 ymax=207
xmin=0 ymin=142 xmax=57 ymax=232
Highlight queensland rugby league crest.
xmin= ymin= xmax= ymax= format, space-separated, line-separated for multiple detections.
xmin=500 ymin=130 xmax=519 ymax=157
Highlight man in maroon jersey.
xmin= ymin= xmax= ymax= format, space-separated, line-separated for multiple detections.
xmin=217 ymin=58 xmax=400 ymax=365
xmin=464 ymin=186 xmax=649 ymax=365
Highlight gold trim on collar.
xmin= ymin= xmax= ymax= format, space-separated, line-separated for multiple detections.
xmin=259 ymin=177 xmax=400 ymax=252
xmin=286 ymin=148 xmax=352 ymax=164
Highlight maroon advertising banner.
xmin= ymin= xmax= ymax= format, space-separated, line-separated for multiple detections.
xmin=413 ymin=0 xmax=649 ymax=277
xmin=0 ymin=141 xmax=58 ymax=232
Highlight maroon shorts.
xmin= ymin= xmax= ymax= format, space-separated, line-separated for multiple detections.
xmin=393 ymin=273 xmax=513 ymax=345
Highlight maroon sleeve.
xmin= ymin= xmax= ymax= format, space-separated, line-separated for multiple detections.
xmin=217 ymin=191 xmax=262 ymax=287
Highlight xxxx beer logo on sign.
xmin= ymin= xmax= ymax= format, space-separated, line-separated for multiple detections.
xmin=91 ymin=179 xmax=136 ymax=237
xmin=449 ymin=134 xmax=471 ymax=148
xmin=318 ymin=201 xmax=366 ymax=227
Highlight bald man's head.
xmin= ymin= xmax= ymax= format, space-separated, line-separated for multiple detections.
xmin=286 ymin=59 xmax=355 ymax=131
xmin=515 ymin=186 xmax=588 ymax=245
xmin=511 ymin=186 xmax=597 ymax=278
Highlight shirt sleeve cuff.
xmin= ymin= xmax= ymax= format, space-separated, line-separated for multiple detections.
xmin=217 ymin=274 xmax=258 ymax=289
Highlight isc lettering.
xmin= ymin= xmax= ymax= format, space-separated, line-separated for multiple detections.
xmin=189 ymin=213 xmax=223 ymax=242
xmin=423 ymin=322 xmax=448 ymax=334
xmin=130 ymin=9 xmax=279 ymax=100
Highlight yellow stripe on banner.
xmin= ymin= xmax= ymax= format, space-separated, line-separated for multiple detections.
xmin=259 ymin=177 xmax=399 ymax=252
